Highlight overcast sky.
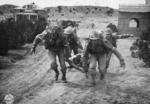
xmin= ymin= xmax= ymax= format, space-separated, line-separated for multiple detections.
xmin=0 ymin=0 xmax=146 ymax=9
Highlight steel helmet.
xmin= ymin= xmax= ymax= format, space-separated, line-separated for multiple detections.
xmin=89 ymin=31 xmax=100 ymax=40
xmin=104 ymin=28 xmax=112 ymax=35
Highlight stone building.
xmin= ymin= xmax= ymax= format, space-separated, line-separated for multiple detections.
xmin=13 ymin=2 xmax=47 ymax=21
xmin=118 ymin=0 xmax=150 ymax=36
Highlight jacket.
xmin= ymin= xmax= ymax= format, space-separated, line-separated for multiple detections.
xmin=64 ymin=26 xmax=83 ymax=50
xmin=32 ymin=29 xmax=70 ymax=57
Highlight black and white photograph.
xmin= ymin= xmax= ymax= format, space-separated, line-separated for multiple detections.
xmin=0 ymin=0 xmax=149 ymax=104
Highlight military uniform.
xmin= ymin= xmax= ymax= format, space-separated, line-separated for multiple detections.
xmin=82 ymin=31 xmax=125 ymax=87
xmin=103 ymin=28 xmax=133 ymax=69
xmin=63 ymin=25 xmax=83 ymax=55
xmin=31 ymin=23 xmax=70 ymax=83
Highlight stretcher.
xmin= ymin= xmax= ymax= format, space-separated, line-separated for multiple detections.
xmin=66 ymin=53 xmax=89 ymax=78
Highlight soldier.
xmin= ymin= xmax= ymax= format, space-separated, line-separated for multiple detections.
xmin=30 ymin=22 xmax=70 ymax=83
xmin=62 ymin=22 xmax=83 ymax=69
xmin=63 ymin=23 xmax=83 ymax=55
xmin=103 ymin=28 xmax=133 ymax=69
xmin=82 ymin=30 xmax=125 ymax=87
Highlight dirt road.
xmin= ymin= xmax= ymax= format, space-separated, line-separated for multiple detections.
xmin=1 ymin=27 xmax=150 ymax=103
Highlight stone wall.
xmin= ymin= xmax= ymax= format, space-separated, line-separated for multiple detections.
xmin=118 ymin=12 xmax=150 ymax=36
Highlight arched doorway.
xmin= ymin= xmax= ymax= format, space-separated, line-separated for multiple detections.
xmin=129 ymin=18 xmax=139 ymax=28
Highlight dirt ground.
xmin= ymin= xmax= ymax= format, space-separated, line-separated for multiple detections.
xmin=1 ymin=18 xmax=150 ymax=104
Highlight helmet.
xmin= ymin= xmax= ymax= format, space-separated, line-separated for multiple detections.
xmin=104 ymin=28 xmax=112 ymax=35
xmin=97 ymin=30 xmax=104 ymax=35
xmin=89 ymin=31 xmax=100 ymax=40
xmin=97 ymin=30 xmax=104 ymax=38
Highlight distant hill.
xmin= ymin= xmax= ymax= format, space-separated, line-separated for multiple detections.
xmin=0 ymin=4 xmax=118 ymax=20
xmin=0 ymin=4 xmax=18 ymax=14
xmin=44 ymin=6 xmax=118 ymax=20
xmin=0 ymin=4 xmax=18 ymax=19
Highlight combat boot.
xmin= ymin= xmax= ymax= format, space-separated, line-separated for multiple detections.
xmin=61 ymin=71 xmax=67 ymax=83
xmin=54 ymin=69 xmax=59 ymax=81
xmin=100 ymin=72 xmax=105 ymax=80
xmin=87 ymin=73 xmax=96 ymax=87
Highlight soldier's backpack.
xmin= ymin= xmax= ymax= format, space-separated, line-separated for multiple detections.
xmin=44 ymin=26 xmax=65 ymax=49
xmin=88 ymin=39 xmax=105 ymax=53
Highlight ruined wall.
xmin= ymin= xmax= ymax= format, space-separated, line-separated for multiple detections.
xmin=118 ymin=12 xmax=150 ymax=37
xmin=146 ymin=0 xmax=150 ymax=4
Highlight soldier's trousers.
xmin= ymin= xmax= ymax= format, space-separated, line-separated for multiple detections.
xmin=106 ymin=51 xmax=112 ymax=69
xmin=69 ymin=44 xmax=78 ymax=55
xmin=89 ymin=53 xmax=106 ymax=76
xmin=48 ymin=48 xmax=67 ymax=80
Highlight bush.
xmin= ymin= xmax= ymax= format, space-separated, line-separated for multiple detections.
xmin=107 ymin=23 xmax=118 ymax=33
xmin=5 ymin=18 xmax=30 ymax=48
xmin=0 ymin=17 xmax=46 ymax=55
xmin=0 ymin=21 xmax=9 ymax=55
xmin=138 ymin=32 xmax=150 ymax=67
xmin=133 ymin=27 xmax=150 ymax=67
xmin=25 ymin=17 xmax=46 ymax=43
xmin=106 ymin=8 xmax=114 ymax=16
xmin=0 ymin=11 xmax=3 ymax=15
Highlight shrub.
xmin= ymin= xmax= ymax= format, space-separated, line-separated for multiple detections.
xmin=5 ymin=18 xmax=29 ymax=48
xmin=26 ymin=17 xmax=46 ymax=43
xmin=106 ymin=8 xmax=114 ymax=16
xmin=0 ymin=11 xmax=3 ymax=15
xmin=133 ymin=26 xmax=150 ymax=67
xmin=138 ymin=32 xmax=150 ymax=67
xmin=0 ymin=17 xmax=46 ymax=55
xmin=0 ymin=21 xmax=9 ymax=55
